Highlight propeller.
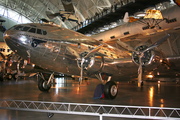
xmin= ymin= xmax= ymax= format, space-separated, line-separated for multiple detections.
xmin=117 ymin=34 xmax=170 ymax=87
xmin=79 ymin=44 xmax=104 ymax=86
xmin=137 ymin=34 xmax=170 ymax=87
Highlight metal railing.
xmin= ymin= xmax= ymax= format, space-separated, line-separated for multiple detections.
xmin=0 ymin=99 xmax=180 ymax=120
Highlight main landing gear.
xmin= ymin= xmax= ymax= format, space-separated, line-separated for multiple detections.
xmin=95 ymin=73 xmax=118 ymax=100
xmin=104 ymin=81 xmax=118 ymax=99
xmin=38 ymin=73 xmax=53 ymax=92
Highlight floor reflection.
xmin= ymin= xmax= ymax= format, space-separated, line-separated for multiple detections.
xmin=52 ymin=77 xmax=75 ymax=94
xmin=1 ymin=77 xmax=180 ymax=108
xmin=149 ymin=86 xmax=154 ymax=107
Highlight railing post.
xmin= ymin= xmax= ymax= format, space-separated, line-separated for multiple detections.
xmin=99 ymin=113 xmax=103 ymax=120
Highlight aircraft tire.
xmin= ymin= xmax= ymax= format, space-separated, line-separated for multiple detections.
xmin=104 ymin=81 xmax=118 ymax=99
xmin=6 ymin=73 xmax=12 ymax=80
xmin=38 ymin=78 xmax=51 ymax=92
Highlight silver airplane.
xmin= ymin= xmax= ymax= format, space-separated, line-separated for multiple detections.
xmin=3 ymin=18 xmax=174 ymax=99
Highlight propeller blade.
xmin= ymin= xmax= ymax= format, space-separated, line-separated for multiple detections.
xmin=79 ymin=58 xmax=85 ymax=86
xmin=84 ymin=44 xmax=104 ymax=59
xmin=138 ymin=56 xmax=142 ymax=87
xmin=66 ymin=46 xmax=80 ymax=59
xmin=117 ymin=39 xmax=136 ymax=52
xmin=143 ymin=34 xmax=170 ymax=53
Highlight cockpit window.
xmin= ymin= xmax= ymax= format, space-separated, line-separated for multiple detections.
xmin=37 ymin=29 xmax=42 ymax=35
xmin=9 ymin=26 xmax=17 ymax=30
xmin=28 ymin=28 xmax=36 ymax=33
xmin=22 ymin=26 xmax=30 ymax=31
xmin=14 ymin=26 xmax=23 ymax=30
xmin=42 ymin=30 xmax=47 ymax=35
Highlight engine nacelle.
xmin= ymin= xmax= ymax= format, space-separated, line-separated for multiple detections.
xmin=77 ymin=52 xmax=104 ymax=75
xmin=19 ymin=59 xmax=35 ymax=73
xmin=132 ymin=44 xmax=164 ymax=71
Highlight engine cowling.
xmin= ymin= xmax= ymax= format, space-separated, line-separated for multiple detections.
xmin=77 ymin=52 xmax=104 ymax=75
xmin=19 ymin=59 xmax=35 ymax=72
xmin=132 ymin=45 xmax=154 ymax=66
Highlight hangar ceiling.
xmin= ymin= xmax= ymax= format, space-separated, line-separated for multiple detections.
xmin=0 ymin=0 xmax=175 ymax=30
xmin=0 ymin=0 xmax=119 ymax=29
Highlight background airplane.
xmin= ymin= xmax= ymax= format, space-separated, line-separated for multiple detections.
xmin=46 ymin=0 xmax=78 ymax=23
xmin=91 ymin=5 xmax=180 ymax=43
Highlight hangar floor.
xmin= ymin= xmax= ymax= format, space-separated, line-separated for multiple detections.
xmin=0 ymin=77 xmax=180 ymax=120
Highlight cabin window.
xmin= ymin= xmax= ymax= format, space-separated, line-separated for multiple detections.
xmin=22 ymin=26 xmax=30 ymax=31
xmin=42 ymin=30 xmax=47 ymax=35
xmin=7 ymin=49 xmax=11 ymax=52
xmin=0 ymin=48 xmax=5 ymax=52
xmin=15 ymin=26 xmax=23 ymax=30
xmin=110 ymin=36 xmax=115 ymax=39
xmin=124 ymin=31 xmax=129 ymax=35
xmin=37 ymin=29 xmax=42 ymax=35
xmin=28 ymin=28 xmax=36 ymax=33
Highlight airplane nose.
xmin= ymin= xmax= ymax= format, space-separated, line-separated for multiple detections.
xmin=3 ymin=29 xmax=18 ymax=53
xmin=3 ymin=30 xmax=11 ymax=44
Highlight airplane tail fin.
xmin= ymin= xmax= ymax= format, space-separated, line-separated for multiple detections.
xmin=123 ymin=12 xmax=139 ymax=23
xmin=46 ymin=11 xmax=59 ymax=19
xmin=123 ymin=12 xmax=129 ymax=23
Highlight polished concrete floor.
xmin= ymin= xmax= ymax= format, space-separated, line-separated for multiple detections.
xmin=0 ymin=77 xmax=180 ymax=120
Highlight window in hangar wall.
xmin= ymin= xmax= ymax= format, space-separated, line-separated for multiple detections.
xmin=0 ymin=5 xmax=31 ymax=24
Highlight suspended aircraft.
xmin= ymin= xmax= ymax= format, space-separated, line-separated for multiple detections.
xmin=91 ymin=5 xmax=180 ymax=42
xmin=46 ymin=0 xmax=78 ymax=23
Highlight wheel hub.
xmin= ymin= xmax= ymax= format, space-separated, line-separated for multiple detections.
xmin=42 ymin=81 xmax=50 ymax=89
xmin=111 ymin=85 xmax=117 ymax=96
